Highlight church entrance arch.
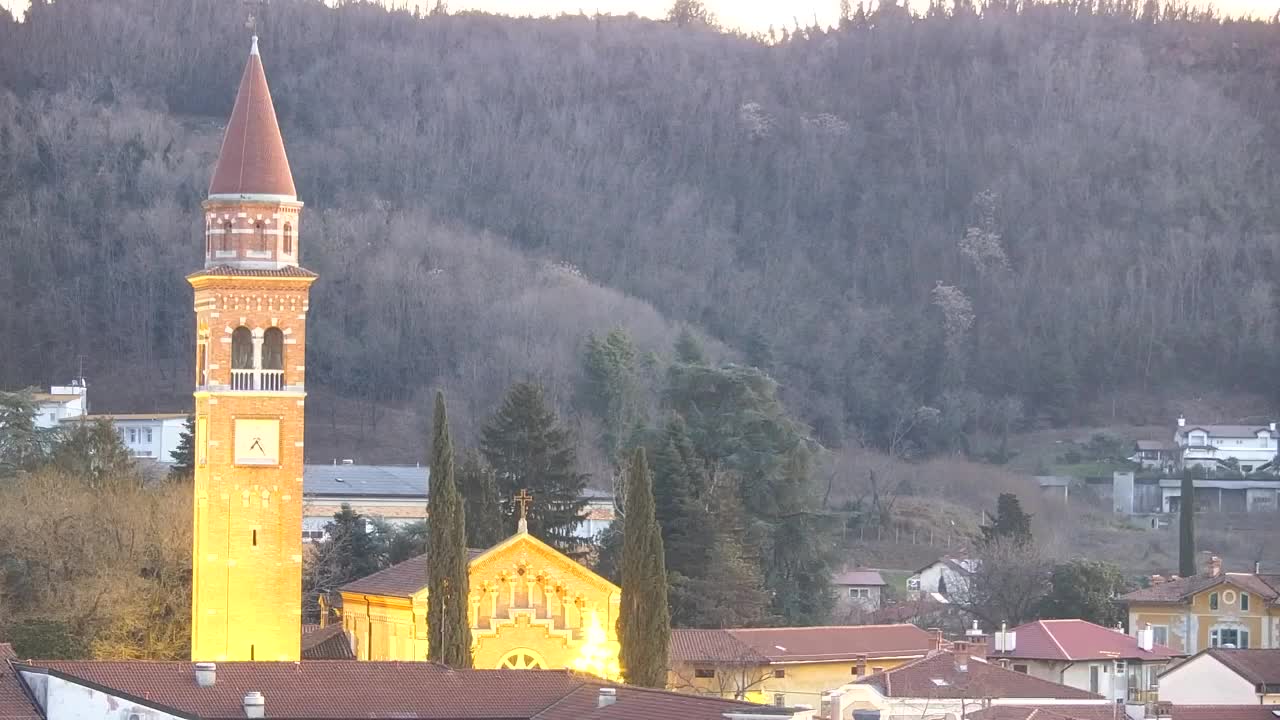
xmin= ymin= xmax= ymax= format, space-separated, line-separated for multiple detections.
xmin=497 ymin=648 xmax=547 ymax=670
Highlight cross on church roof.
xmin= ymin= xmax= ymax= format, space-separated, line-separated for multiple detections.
xmin=515 ymin=489 xmax=532 ymax=534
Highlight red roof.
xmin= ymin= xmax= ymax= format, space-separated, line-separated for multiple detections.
xmin=857 ymin=652 xmax=1101 ymax=700
xmin=339 ymin=550 xmax=486 ymax=598
xmin=0 ymin=645 xmax=39 ymax=720
xmin=990 ymin=619 xmax=1182 ymax=662
xmin=208 ymin=37 xmax=296 ymax=199
xmin=966 ymin=706 xmax=1127 ymax=720
xmin=1170 ymin=706 xmax=1280 ymax=720
xmin=1200 ymin=648 xmax=1280 ymax=685
xmin=670 ymin=624 xmax=932 ymax=665
xmin=300 ymin=625 xmax=353 ymax=660
xmin=832 ymin=569 xmax=887 ymax=586
xmin=1121 ymin=572 xmax=1280 ymax=604
xmin=18 ymin=661 xmax=783 ymax=720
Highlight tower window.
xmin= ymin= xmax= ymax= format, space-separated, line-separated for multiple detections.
xmin=283 ymin=223 xmax=293 ymax=255
xmin=221 ymin=221 xmax=233 ymax=252
xmin=231 ymin=326 xmax=254 ymax=390
xmin=255 ymin=220 xmax=266 ymax=250
xmin=205 ymin=220 xmax=212 ymax=254
xmin=252 ymin=529 xmax=258 ymax=546
xmin=262 ymin=327 xmax=284 ymax=391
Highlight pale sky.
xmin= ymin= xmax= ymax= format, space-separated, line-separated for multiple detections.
xmin=2 ymin=0 xmax=1276 ymax=33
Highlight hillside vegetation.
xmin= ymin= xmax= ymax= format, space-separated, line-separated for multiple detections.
xmin=3 ymin=0 xmax=1280 ymax=463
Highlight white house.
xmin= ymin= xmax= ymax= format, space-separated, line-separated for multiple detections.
xmin=1156 ymin=648 xmax=1280 ymax=705
xmin=61 ymin=413 xmax=188 ymax=464
xmin=27 ymin=380 xmax=89 ymax=429
xmin=910 ymin=557 xmax=977 ymax=602
xmin=1173 ymin=417 xmax=1278 ymax=474
xmin=986 ymin=620 xmax=1181 ymax=708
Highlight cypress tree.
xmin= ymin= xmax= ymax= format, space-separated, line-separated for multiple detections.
xmin=480 ymin=382 xmax=588 ymax=551
xmin=617 ymin=447 xmax=670 ymax=688
xmin=1179 ymin=472 xmax=1196 ymax=577
xmin=458 ymin=449 xmax=504 ymax=548
xmin=427 ymin=391 xmax=472 ymax=667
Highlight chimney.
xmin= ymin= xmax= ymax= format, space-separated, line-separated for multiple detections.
xmin=597 ymin=687 xmax=617 ymax=708
xmin=194 ymin=662 xmax=216 ymax=688
xmin=927 ymin=627 xmax=944 ymax=652
xmin=1270 ymin=422 xmax=1276 ymax=433
xmin=1177 ymin=415 xmax=1186 ymax=428
xmin=954 ymin=642 xmax=970 ymax=673
xmin=855 ymin=655 xmax=868 ymax=677
xmin=1207 ymin=555 xmax=1222 ymax=577
xmin=243 ymin=692 xmax=265 ymax=719
xmin=1256 ymin=561 xmax=1262 ymax=574
xmin=1138 ymin=624 xmax=1154 ymax=652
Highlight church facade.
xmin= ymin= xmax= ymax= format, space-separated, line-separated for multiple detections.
xmin=339 ymin=525 xmax=621 ymax=678
xmin=189 ymin=36 xmax=315 ymax=662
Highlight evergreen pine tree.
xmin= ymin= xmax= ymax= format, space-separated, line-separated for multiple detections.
xmin=458 ymin=449 xmax=504 ymax=548
xmin=0 ymin=388 xmax=51 ymax=476
xmin=168 ymin=415 xmax=194 ymax=481
xmin=427 ymin=391 xmax=472 ymax=667
xmin=617 ymin=447 xmax=670 ymax=687
xmin=51 ymin=418 xmax=137 ymax=488
xmin=1179 ymin=472 xmax=1196 ymax=577
xmin=650 ymin=414 xmax=713 ymax=623
xmin=981 ymin=492 xmax=1033 ymax=544
xmin=480 ymin=382 xmax=588 ymax=551
xmin=324 ymin=504 xmax=381 ymax=581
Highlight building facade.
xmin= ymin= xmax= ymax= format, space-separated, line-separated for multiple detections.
xmin=1156 ymin=648 xmax=1280 ymax=705
xmin=61 ymin=413 xmax=187 ymax=463
xmin=188 ymin=36 xmax=316 ymax=662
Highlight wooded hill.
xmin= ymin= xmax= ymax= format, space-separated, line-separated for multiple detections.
xmin=3 ymin=0 xmax=1280 ymax=464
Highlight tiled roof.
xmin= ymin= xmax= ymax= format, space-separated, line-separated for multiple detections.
xmin=0 ymin=645 xmax=39 ymax=720
xmin=1179 ymin=424 xmax=1271 ymax=438
xmin=671 ymin=624 xmax=931 ymax=665
xmin=187 ymin=265 xmax=318 ymax=279
xmin=1170 ymin=706 xmax=1280 ymax=720
xmin=990 ymin=619 xmax=1181 ymax=661
xmin=18 ymin=661 xmax=781 ymax=720
xmin=1203 ymin=648 xmax=1280 ymax=686
xmin=1135 ymin=440 xmax=1175 ymax=451
xmin=966 ymin=706 xmax=1125 ymax=720
xmin=339 ymin=550 xmax=486 ymax=598
xmin=1120 ymin=572 xmax=1279 ymax=604
xmin=832 ymin=569 xmax=887 ymax=586
xmin=208 ymin=38 xmax=296 ymax=199
xmin=300 ymin=625 xmax=353 ymax=660
xmin=857 ymin=652 xmax=1100 ymax=700
xmin=304 ymin=464 xmax=430 ymax=498
xmin=63 ymin=413 xmax=189 ymax=422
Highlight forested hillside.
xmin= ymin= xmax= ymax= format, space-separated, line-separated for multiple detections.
xmin=3 ymin=0 xmax=1280 ymax=463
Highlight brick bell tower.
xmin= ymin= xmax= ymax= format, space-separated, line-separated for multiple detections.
xmin=189 ymin=35 xmax=315 ymax=662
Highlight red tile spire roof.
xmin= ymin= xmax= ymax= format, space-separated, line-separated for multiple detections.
xmin=208 ymin=36 xmax=297 ymax=200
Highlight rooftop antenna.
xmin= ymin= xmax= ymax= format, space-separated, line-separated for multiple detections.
xmin=243 ymin=0 xmax=268 ymax=38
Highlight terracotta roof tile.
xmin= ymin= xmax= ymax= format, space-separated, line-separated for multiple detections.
xmin=339 ymin=550 xmax=485 ymax=598
xmin=671 ymin=624 xmax=932 ymax=665
xmin=1204 ymin=648 xmax=1280 ymax=685
xmin=1121 ymin=572 xmax=1279 ymax=604
xmin=857 ymin=652 xmax=1101 ymax=700
xmin=300 ymin=626 xmax=353 ymax=660
xmin=0 ymin=645 xmax=40 ymax=720
xmin=208 ymin=38 xmax=296 ymax=199
xmin=990 ymin=620 xmax=1181 ymax=662
xmin=966 ymin=705 xmax=1126 ymax=720
xmin=187 ymin=265 xmax=318 ymax=279
xmin=18 ymin=661 xmax=779 ymax=720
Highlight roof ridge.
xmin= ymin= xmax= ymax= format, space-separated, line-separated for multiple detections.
xmin=728 ymin=623 xmax=918 ymax=632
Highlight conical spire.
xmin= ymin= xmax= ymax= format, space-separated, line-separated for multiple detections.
xmin=208 ymin=36 xmax=297 ymax=200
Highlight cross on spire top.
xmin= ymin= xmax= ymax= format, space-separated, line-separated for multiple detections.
xmin=515 ymin=489 xmax=533 ymax=534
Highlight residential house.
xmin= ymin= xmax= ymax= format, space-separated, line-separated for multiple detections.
xmin=839 ymin=646 xmax=1107 ymax=719
xmin=9 ymin=659 xmax=812 ymax=720
xmin=1119 ymin=556 xmax=1280 ymax=653
xmin=1129 ymin=440 xmax=1177 ymax=471
xmin=1173 ymin=417 xmax=1278 ymax=474
xmin=1156 ymin=648 xmax=1280 ymax=705
xmin=965 ymin=705 xmax=1280 ymax=720
xmin=668 ymin=624 xmax=934 ymax=708
xmin=302 ymin=463 xmax=614 ymax=542
xmin=0 ymin=645 xmax=38 ymax=720
xmin=911 ymin=557 xmax=977 ymax=602
xmin=26 ymin=380 xmax=88 ymax=429
xmin=61 ymin=412 xmax=188 ymax=464
xmin=985 ymin=619 xmax=1181 ymax=706
xmin=832 ymin=568 xmax=888 ymax=614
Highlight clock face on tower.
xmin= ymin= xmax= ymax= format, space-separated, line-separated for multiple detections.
xmin=234 ymin=418 xmax=281 ymax=466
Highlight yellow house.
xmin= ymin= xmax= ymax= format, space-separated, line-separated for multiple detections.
xmin=339 ymin=525 xmax=620 ymax=677
xmin=668 ymin=624 xmax=934 ymax=708
xmin=1120 ymin=556 xmax=1280 ymax=653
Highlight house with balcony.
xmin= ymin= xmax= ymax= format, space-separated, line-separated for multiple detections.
xmin=1119 ymin=556 xmax=1280 ymax=654
xmin=1173 ymin=417 xmax=1278 ymax=474
xmin=985 ymin=619 xmax=1181 ymax=707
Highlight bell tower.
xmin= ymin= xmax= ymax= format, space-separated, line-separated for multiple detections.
xmin=189 ymin=35 xmax=315 ymax=662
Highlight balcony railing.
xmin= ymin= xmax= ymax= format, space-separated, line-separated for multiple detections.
xmin=230 ymin=368 xmax=285 ymax=391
